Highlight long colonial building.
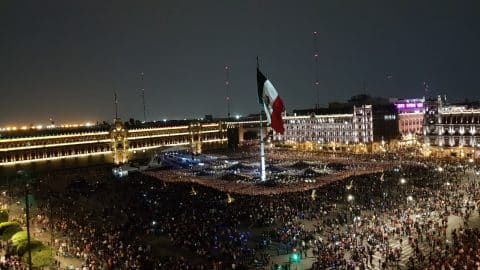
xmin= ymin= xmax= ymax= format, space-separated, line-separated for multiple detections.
xmin=274 ymin=105 xmax=374 ymax=148
xmin=0 ymin=119 xmax=227 ymax=167
xmin=424 ymin=105 xmax=480 ymax=158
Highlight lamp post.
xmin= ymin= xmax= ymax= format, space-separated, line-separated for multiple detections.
xmin=25 ymin=183 xmax=32 ymax=270
xmin=347 ymin=194 xmax=354 ymax=222
xmin=48 ymin=194 xmax=54 ymax=259
xmin=399 ymin=177 xmax=407 ymax=205
xmin=406 ymin=195 xmax=414 ymax=210
xmin=474 ymin=143 xmax=480 ymax=168
xmin=17 ymin=171 xmax=32 ymax=270
xmin=407 ymin=195 xmax=413 ymax=206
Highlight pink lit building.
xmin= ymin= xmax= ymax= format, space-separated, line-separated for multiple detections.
xmin=393 ymin=98 xmax=425 ymax=138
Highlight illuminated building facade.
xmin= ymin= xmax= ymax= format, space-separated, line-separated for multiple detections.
xmin=274 ymin=105 xmax=373 ymax=145
xmin=393 ymin=98 xmax=425 ymax=138
xmin=0 ymin=120 xmax=227 ymax=167
xmin=424 ymin=103 xmax=480 ymax=158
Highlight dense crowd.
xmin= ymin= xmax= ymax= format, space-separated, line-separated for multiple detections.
xmin=308 ymin=163 xmax=480 ymax=269
xmin=0 ymin=256 xmax=25 ymax=270
xmin=1 ymin=149 xmax=479 ymax=270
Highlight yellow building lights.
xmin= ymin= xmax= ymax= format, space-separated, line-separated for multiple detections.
xmin=0 ymin=121 xmax=227 ymax=166
xmin=0 ymin=151 xmax=112 ymax=166
xmin=0 ymin=132 xmax=109 ymax=143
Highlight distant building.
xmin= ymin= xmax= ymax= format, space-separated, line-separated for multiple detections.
xmin=274 ymin=105 xmax=373 ymax=145
xmin=342 ymin=94 xmax=401 ymax=142
xmin=424 ymin=105 xmax=480 ymax=147
xmin=204 ymin=115 xmax=213 ymax=122
xmin=424 ymin=95 xmax=480 ymax=158
xmin=392 ymin=98 xmax=425 ymax=138
xmin=371 ymin=103 xmax=400 ymax=142
xmin=0 ymin=119 xmax=227 ymax=172
xmin=282 ymin=94 xmax=401 ymax=146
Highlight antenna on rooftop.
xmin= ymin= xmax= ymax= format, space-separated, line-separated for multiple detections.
xmin=140 ymin=72 xmax=146 ymax=122
xmin=225 ymin=65 xmax=231 ymax=119
xmin=313 ymin=31 xmax=320 ymax=109
xmin=114 ymin=92 xmax=119 ymax=119
xmin=423 ymin=81 xmax=429 ymax=100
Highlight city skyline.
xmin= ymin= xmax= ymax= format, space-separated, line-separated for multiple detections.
xmin=1 ymin=0 xmax=479 ymax=125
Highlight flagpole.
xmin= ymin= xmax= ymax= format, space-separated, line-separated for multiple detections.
xmin=260 ymin=110 xmax=266 ymax=181
xmin=257 ymin=57 xmax=266 ymax=181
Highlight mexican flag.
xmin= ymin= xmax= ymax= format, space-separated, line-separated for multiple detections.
xmin=257 ymin=68 xmax=285 ymax=134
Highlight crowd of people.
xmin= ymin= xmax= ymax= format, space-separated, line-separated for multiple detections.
xmin=1 ymin=148 xmax=479 ymax=269
xmin=306 ymin=162 xmax=480 ymax=269
xmin=0 ymin=256 xmax=26 ymax=270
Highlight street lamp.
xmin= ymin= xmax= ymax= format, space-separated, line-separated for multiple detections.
xmin=290 ymin=251 xmax=300 ymax=263
xmin=347 ymin=194 xmax=354 ymax=202
xmin=400 ymin=178 xmax=406 ymax=185
xmin=475 ymin=143 xmax=480 ymax=164
xmin=17 ymin=171 xmax=32 ymax=270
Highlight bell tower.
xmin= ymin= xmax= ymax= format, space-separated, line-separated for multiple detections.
xmin=189 ymin=122 xmax=202 ymax=154
xmin=110 ymin=118 xmax=129 ymax=164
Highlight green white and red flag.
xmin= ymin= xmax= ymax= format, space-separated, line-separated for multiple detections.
xmin=256 ymin=68 xmax=285 ymax=134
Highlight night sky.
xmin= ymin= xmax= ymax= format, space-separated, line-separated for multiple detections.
xmin=1 ymin=0 xmax=479 ymax=125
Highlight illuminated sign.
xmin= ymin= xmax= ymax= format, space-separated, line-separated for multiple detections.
xmin=395 ymin=101 xmax=424 ymax=111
